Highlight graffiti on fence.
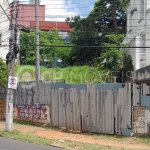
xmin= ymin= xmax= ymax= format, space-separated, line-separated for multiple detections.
xmin=14 ymin=104 xmax=50 ymax=124
xmin=0 ymin=99 xmax=5 ymax=120
xmin=133 ymin=107 xmax=150 ymax=134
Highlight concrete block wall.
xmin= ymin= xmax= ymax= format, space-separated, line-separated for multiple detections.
xmin=133 ymin=107 xmax=150 ymax=134
xmin=13 ymin=104 xmax=50 ymax=124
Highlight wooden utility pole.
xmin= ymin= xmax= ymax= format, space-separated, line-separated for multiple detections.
xmin=5 ymin=0 xmax=18 ymax=132
xmin=35 ymin=0 xmax=40 ymax=103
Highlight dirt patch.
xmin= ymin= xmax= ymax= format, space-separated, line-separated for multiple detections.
xmin=36 ymin=130 xmax=150 ymax=150
xmin=0 ymin=121 xmax=150 ymax=150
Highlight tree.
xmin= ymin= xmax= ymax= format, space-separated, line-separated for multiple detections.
xmin=0 ymin=58 xmax=7 ymax=86
xmin=65 ymin=0 xmax=133 ymax=80
xmin=98 ymin=34 xmax=124 ymax=70
xmin=20 ymin=30 xmax=70 ymax=65
xmin=89 ymin=0 xmax=129 ymax=32
xmin=117 ymin=52 xmax=134 ymax=83
xmin=98 ymin=33 xmax=134 ymax=82
xmin=66 ymin=0 xmax=130 ymax=66
xmin=66 ymin=16 xmax=102 ymax=65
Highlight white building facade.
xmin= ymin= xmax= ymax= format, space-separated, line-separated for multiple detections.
xmin=0 ymin=0 xmax=9 ymax=62
xmin=123 ymin=0 xmax=150 ymax=70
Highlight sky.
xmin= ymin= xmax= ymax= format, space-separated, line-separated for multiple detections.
xmin=9 ymin=0 xmax=96 ymax=21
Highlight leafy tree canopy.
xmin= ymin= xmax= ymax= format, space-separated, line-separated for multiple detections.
xmin=66 ymin=0 xmax=132 ymax=70
xmin=89 ymin=0 xmax=129 ymax=32
xmin=20 ymin=30 xmax=71 ymax=65
xmin=66 ymin=16 xmax=102 ymax=65
xmin=0 ymin=58 xmax=7 ymax=86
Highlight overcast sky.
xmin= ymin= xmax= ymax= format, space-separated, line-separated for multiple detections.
xmin=9 ymin=0 xmax=95 ymax=21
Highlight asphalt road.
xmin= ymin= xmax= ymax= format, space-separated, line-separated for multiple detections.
xmin=0 ymin=137 xmax=62 ymax=150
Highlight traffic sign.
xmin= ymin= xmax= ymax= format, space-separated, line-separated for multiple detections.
xmin=8 ymin=76 xmax=18 ymax=89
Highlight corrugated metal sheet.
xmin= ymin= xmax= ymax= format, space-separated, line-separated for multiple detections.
xmin=4 ymin=82 xmax=150 ymax=136
xmin=13 ymin=82 xmax=134 ymax=136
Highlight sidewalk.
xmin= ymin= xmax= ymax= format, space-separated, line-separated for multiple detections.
xmin=0 ymin=121 xmax=46 ymax=132
xmin=0 ymin=121 xmax=150 ymax=150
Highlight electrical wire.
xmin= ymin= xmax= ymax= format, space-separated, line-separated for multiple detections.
xmin=2 ymin=1 xmax=150 ymax=52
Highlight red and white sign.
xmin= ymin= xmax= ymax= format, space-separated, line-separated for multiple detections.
xmin=8 ymin=76 xmax=18 ymax=89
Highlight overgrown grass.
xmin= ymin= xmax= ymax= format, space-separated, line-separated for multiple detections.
xmin=0 ymin=130 xmax=53 ymax=146
xmin=13 ymin=120 xmax=41 ymax=127
xmin=15 ymin=65 xmax=104 ymax=83
xmin=13 ymin=120 xmax=61 ymax=130
xmin=0 ymin=130 xmax=131 ymax=150
xmin=92 ymin=133 xmax=150 ymax=146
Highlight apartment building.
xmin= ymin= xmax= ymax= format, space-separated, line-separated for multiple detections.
xmin=0 ymin=0 xmax=9 ymax=61
xmin=123 ymin=0 xmax=150 ymax=70
xmin=17 ymin=3 xmax=71 ymax=40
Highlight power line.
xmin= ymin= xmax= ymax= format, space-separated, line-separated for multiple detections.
xmin=17 ymin=43 xmax=150 ymax=49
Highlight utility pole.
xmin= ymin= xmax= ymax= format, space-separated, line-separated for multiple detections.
xmin=5 ymin=0 xmax=19 ymax=132
xmin=35 ymin=0 xmax=40 ymax=103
